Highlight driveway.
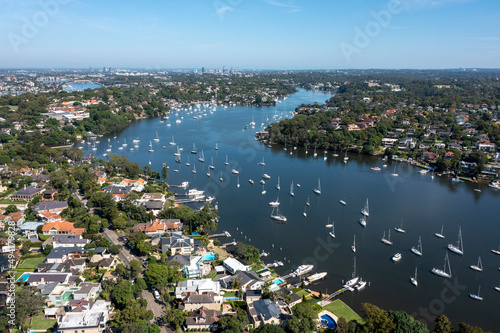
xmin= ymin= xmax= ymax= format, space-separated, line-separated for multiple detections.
xmin=142 ymin=290 xmax=171 ymax=333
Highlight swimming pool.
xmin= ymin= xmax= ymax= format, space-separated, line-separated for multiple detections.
xmin=272 ymin=278 xmax=284 ymax=285
xmin=321 ymin=314 xmax=337 ymax=329
xmin=203 ymin=252 xmax=216 ymax=261
xmin=224 ymin=297 xmax=239 ymax=301
xmin=17 ymin=273 xmax=31 ymax=282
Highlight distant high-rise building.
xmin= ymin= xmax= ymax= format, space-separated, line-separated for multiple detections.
xmin=201 ymin=67 xmax=205 ymax=74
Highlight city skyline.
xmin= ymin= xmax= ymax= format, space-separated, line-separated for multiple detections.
xmin=1 ymin=0 xmax=499 ymax=69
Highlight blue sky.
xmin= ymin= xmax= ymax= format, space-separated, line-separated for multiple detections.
xmin=1 ymin=0 xmax=499 ymax=69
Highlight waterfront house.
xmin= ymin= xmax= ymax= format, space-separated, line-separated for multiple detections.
xmin=56 ymin=300 xmax=112 ymax=333
xmin=175 ymin=279 xmax=221 ymax=299
xmin=185 ymin=307 xmax=222 ymax=331
xmin=179 ymin=291 xmax=223 ymax=311
xmin=133 ymin=219 xmax=183 ymax=237
xmin=421 ymin=151 xmax=439 ymax=163
xmin=220 ymin=270 xmax=263 ymax=291
xmin=102 ymin=184 xmax=131 ymax=196
xmin=10 ymin=185 xmax=45 ymax=201
xmin=223 ymin=257 xmax=250 ymax=275
xmin=160 ymin=234 xmax=198 ymax=255
xmin=248 ymin=298 xmax=289 ymax=328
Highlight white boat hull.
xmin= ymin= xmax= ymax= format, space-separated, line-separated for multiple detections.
xmin=431 ymin=268 xmax=451 ymax=279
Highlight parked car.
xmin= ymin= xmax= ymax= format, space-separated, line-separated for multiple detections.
xmin=154 ymin=290 xmax=160 ymax=300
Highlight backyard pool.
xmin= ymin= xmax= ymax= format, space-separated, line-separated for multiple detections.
xmin=321 ymin=314 xmax=337 ymax=329
xmin=272 ymin=278 xmax=284 ymax=285
xmin=203 ymin=252 xmax=216 ymax=261
xmin=17 ymin=273 xmax=31 ymax=282
xmin=224 ymin=297 xmax=239 ymax=301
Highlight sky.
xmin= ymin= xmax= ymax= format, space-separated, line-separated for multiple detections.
xmin=0 ymin=0 xmax=499 ymax=69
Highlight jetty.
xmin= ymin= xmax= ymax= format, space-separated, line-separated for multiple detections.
xmin=209 ymin=231 xmax=231 ymax=239
xmin=320 ymin=287 xmax=350 ymax=305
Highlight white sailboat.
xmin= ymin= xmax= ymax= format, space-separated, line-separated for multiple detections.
xmin=313 ymin=178 xmax=321 ymax=195
xmin=392 ymin=253 xmax=402 ymax=262
xmin=148 ymin=140 xmax=154 ymax=153
xmin=259 ymin=157 xmax=265 ymax=166
xmin=306 ymin=196 xmax=310 ymax=207
xmin=302 ymin=206 xmax=307 ymax=217
xmin=192 ymin=165 xmax=196 ymax=174
xmin=492 ymin=246 xmax=500 ymax=255
xmin=270 ymin=205 xmax=286 ymax=222
xmin=470 ymin=285 xmax=483 ymax=301
xmin=186 ymin=156 xmax=190 ymax=167
xmin=359 ymin=216 xmax=366 ymax=228
xmin=269 ymin=196 xmax=280 ymax=207
xmin=351 ymin=235 xmax=356 ymax=253
xmin=345 ymin=257 xmax=359 ymax=288
xmin=395 ymin=222 xmax=405 ymax=233
xmin=215 ymin=143 xmax=218 ymax=150
xmin=276 ymin=176 xmax=280 ymax=191
xmin=153 ymin=132 xmax=160 ymax=142
xmin=391 ymin=165 xmax=399 ymax=177
xmin=339 ymin=198 xmax=347 ymax=206
xmin=361 ymin=198 xmax=369 ymax=217
xmin=290 ymin=182 xmax=294 ymax=197
xmin=411 ymin=267 xmax=418 ymax=286
xmin=225 ymin=155 xmax=229 ymax=166
xmin=381 ymin=230 xmax=393 ymax=245
xmin=411 ymin=236 xmax=423 ymax=256
xmin=198 ymin=150 xmax=205 ymax=163
xmin=219 ymin=172 xmax=223 ymax=182
xmin=191 ymin=143 xmax=197 ymax=154
xmin=329 ymin=222 xmax=335 ymax=238
xmin=169 ymin=135 xmax=176 ymax=145
xmin=435 ymin=225 xmax=445 ymax=239
xmin=248 ymin=179 xmax=254 ymax=185
xmin=470 ymin=256 xmax=483 ymax=272
xmin=209 ymin=157 xmax=215 ymax=170
xmin=448 ymin=226 xmax=464 ymax=255
xmin=432 ymin=252 xmax=452 ymax=278
xmin=237 ymin=177 xmax=240 ymax=188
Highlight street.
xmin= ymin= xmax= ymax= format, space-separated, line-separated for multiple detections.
xmin=103 ymin=228 xmax=140 ymax=266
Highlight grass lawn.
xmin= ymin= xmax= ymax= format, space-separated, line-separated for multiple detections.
xmin=17 ymin=256 xmax=46 ymax=269
xmin=223 ymin=291 xmax=236 ymax=297
xmin=324 ymin=300 xmax=365 ymax=324
xmin=0 ymin=105 xmax=18 ymax=111
xmin=0 ymin=199 xmax=27 ymax=204
xmin=295 ymin=289 xmax=310 ymax=298
xmin=30 ymin=313 xmax=56 ymax=331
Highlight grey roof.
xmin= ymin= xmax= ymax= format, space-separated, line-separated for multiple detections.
xmin=12 ymin=185 xmax=44 ymax=196
xmin=252 ymin=299 xmax=282 ymax=321
xmin=245 ymin=290 xmax=262 ymax=298
xmin=33 ymin=200 xmax=68 ymax=212
xmin=46 ymin=247 xmax=85 ymax=260
xmin=166 ymin=254 xmax=190 ymax=266
xmin=86 ymin=247 xmax=106 ymax=254
xmin=53 ymin=235 xmax=88 ymax=245
xmin=19 ymin=221 xmax=45 ymax=231
xmin=75 ymin=282 xmax=100 ymax=295
xmin=37 ymin=281 xmax=60 ymax=295
xmin=26 ymin=273 xmax=70 ymax=283
xmin=160 ymin=235 xmax=192 ymax=249
xmin=144 ymin=200 xmax=164 ymax=209
xmin=103 ymin=184 xmax=131 ymax=194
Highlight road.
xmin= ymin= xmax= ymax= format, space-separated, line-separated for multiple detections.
xmin=103 ymin=228 xmax=140 ymax=266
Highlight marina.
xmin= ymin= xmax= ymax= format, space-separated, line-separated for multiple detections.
xmin=78 ymin=88 xmax=500 ymax=331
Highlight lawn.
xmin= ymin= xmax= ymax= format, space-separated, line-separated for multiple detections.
xmin=30 ymin=313 xmax=56 ymax=331
xmin=323 ymin=300 xmax=364 ymax=324
xmin=17 ymin=256 xmax=46 ymax=269
xmin=295 ymin=289 xmax=310 ymax=298
xmin=0 ymin=199 xmax=27 ymax=204
xmin=223 ymin=291 xmax=236 ymax=297
xmin=0 ymin=105 xmax=18 ymax=111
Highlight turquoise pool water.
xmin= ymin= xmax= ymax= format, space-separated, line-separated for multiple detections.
xmin=203 ymin=253 xmax=216 ymax=261
xmin=272 ymin=278 xmax=284 ymax=285
xmin=321 ymin=314 xmax=337 ymax=329
xmin=17 ymin=273 xmax=30 ymax=282
xmin=224 ymin=297 xmax=239 ymax=301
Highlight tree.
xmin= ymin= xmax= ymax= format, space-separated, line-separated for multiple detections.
xmin=43 ymin=244 xmax=54 ymax=256
xmin=218 ymin=309 xmax=249 ymax=332
xmin=161 ymin=163 xmax=169 ymax=187
xmin=5 ymin=204 xmax=18 ymax=214
xmin=362 ymin=303 xmax=396 ymax=333
xmin=432 ymin=314 xmax=453 ymax=333
xmin=144 ymin=262 xmax=182 ymax=291
xmin=388 ymin=310 xmax=428 ymax=333
xmin=288 ymin=302 xmax=317 ymax=333
xmin=0 ymin=287 xmax=44 ymax=329
xmin=130 ymin=260 xmax=143 ymax=278
xmin=456 ymin=322 xmax=487 ymax=333
xmin=334 ymin=317 xmax=349 ymax=333
xmin=110 ymin=280 xmax=134 ymax=308
xmin=253 ymin=324 xmax=286 ymax=333
xmin=164 ymin=303 xmax=187 ymax=331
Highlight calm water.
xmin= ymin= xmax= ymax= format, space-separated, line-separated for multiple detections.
xmin=63 ymin=82 xmax=102 ymax=92
xmin=82 ymin=89 xmax=499 ymax=331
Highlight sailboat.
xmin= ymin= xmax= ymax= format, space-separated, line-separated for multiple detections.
xmin=169 ymin=135 xmax=176 ymax=145
xmin=329 ymin=222 xmax=335 ymax=238
xmin=122 ymin=138 xmax=127 ymax=147
xmin=361 ymin=198 xmax=369 ymax=217
xmin=191 ymin=143 xmax=197 ymax=154
xmin=192 ymin=165 xmax=196 ymax=174
xmin=269 ymin=196 xmax=280 ymax=207
xmin=313 ymin=178 xmax=321 ymax=195
xmin=153 ymin=132 xmax=160 ymax=142
xmin=381 ymin=230 xmax=393 ymax=245
xmin=323 ymin=151 xmax=327 ymax=161
xmin=345 ymin=256 xmax=359 ymax=287
xmin=411 ymin=267 xmax=418 ymax=286
xmin=448 ymin=226 xmax=464 ymax=255
xmin=306 ymin=196 xmax=310 ymax=207
xmin=219 ymin=172 xmax=223 ymax=182
xmin=259 ymin=157 xmax=265 ymax=166
xmin=206 ymin=170 xmax=211 ymax=177
xmin=391 ymin=165 xmax=399 ymax=177
xmin=186 ymin=156 xmax=190 ymax=167
xmin=270 ymin=205 xmax=287 ymax=222
xmin=209 ymin=157 xmax=215 ymax=170
xmin=302 ymin=206 xmax=307 ymax=217
xmin=351 ymin=235 xmax=356 ymax=253
xmin=290 ymin=182 xmax=294 ymax=197
xmin=215 ymin=143 xmax=218 ymax=150
xmin=435 ymin=225 xmax=445 ymax=239
xmin=339 ymin=198 xmax=347 ymax=206
xmin=359 ymin=216 xmax=367 ymax=228
xmin=470 ymin=286 xmax=483 ymax=301
xmin=198 ymin=150 xmax=205 ymax=163
xmin=237 ymin=177 xmax=240 ymax=188
xmin=395 ymin=222 xmax=405 ymax=233
xmin=313 ymin=147 xmax=317 ymax=157
xmin=224 ymin=155 xmax=229 ymax=166
xmin=276 ymin=177 xmax=280 ymax=191
xmin=174 ymin=147 xmax=181 ymax=157
xmin=148 ymin=140 xmax=154 ymax=153
xmin=411 ymin=237 xmax=423 ymax=256
xmin=432 ymin=252 xmax=452 ymax=278
xmin=248 ymin=179 xmax=254 ymax=185
xmin=470 ymin=256 xmax=483 ymax=272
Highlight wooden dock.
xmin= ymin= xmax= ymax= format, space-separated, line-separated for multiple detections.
xmin=209 ymin=231 xmax=231 ymax=239
xmin=320 ymin=287 xmax=350 ymax=306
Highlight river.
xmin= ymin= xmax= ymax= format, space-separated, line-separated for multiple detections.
xmin=78 ymin=88 xmax=498 ymax=331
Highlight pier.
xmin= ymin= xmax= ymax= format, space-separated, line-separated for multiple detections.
xmin=221 ymin=241 xmax=237 ymax=248
xmin=320 ymin=287 xmax=350 ymax=305
xmin=208 ymin=231 xmax=231 ymax=239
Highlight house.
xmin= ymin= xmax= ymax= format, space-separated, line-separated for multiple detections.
xmin=421 ymin=151 xmax=439 ymax=163
xmin=42 ymin=220 xmax=85 ymax=235
xmin=276 ymin=288 xmax=301 ymax=307
xmin=175 ymin=279 xmax=221 ymax=299
xmin=139 ymin=192 xmax=165 ymax=202
xmin=160 ymin=234 xmax=198 ymax=255
xmin=219 ymin=270 xmax=263 ymax=291
xmin=133 ymin=219 xmax=183 ymax=237
xmin=183 ymin=256 xmax=205 ymax=279
xmin=25 ymin=273 xmax=73 ymax=286
xmin=381 ymin=138 xmax=398 ymax=148
xmin=101 ymin=270 xmax=118 ymax=282
xmin=73 ymin=282 xmax=101 ymax=301
xmin=97 ymin=257 xmax=117 ymax=270
xmin=223 ymin=257 xmax=250 ymax=275
xmin=477 ymin=140 xmax=497 ymax=153
xmin=180 ymin=291 xmax=223 ymax=311
xmin=37 ymin=282 xmax=79 ymax=306
xmin=118 ymin=178 xmax=146 ymax=191
xmin=102 ymin=184 xmax=131 ymax=196
xmin=347 ymin=124 xmax=361 ymax=131
xmin=443 ymin=152 xmax=455 ymax=160
xmin=42 ymin=189 xmax=58 ymax=201
xmin=32 ymin=200 xmax=68 ymax=213
xmin=144 ymin=200 xmax=164 ymax=215
xmin=185 ymin=307 xmax=222 ymax=331
xmin=19 ymin=221 xmax=44 ymax=238
xmin=48 ymin=234 xmax=90 ymax=249
xmin=245 ymin=290 xmax=263 ymax=303
xmin=38 ymin=210 xmax=62 ymax=223
xmin=248 ymin=299 xmax=289 ymax=328
xmin=56 ymin=300 xmax=111 ymax=333
xmin=8 ymin=212 xmax=24 ymax=226
xmin=38 ymin=258 xmax=86 ymax=274
xmin=10 ymin=185 xmax=45 ymax=201
xmin=45 ymin=247 xmax=86 ymax=264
